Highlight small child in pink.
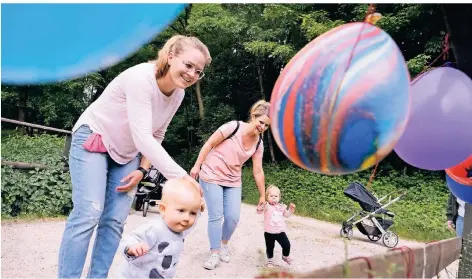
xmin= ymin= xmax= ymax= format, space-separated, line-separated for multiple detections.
xmin=257 ymin=185 xmax=296 ymax=268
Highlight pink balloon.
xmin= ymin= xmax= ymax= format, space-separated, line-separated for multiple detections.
xmin=394 ymin=67 xmax=472 ymax=170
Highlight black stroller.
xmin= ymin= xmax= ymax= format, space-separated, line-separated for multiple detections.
xmin=133 ymin=165 xmax=167 ymax=217
xmin=340 ymin=182 xmax=407 ymax=248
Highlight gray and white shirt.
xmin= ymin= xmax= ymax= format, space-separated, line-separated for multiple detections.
xmin=119 ymin=217 xmax=190 ymax=279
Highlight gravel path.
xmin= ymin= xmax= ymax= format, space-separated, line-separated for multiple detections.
xmin=1 ymin=203 xmax=436 ymax=278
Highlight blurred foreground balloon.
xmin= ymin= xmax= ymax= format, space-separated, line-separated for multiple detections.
xmin=394 ymin=67 xmax=472 ymax=170
xmin=446 ymin=155 xmax=472 ymax=203
xmin=2 ymin=3 xmax=186 ymax=84
xmin=269 ymin=22 xmax=410 ymax=175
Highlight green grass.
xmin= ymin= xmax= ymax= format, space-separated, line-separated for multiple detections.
xmin=1 ymin=213 xmax=67 ymax=224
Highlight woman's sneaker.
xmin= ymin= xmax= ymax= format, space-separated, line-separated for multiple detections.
xmin=219 ymin=245 xmax=231 ymax=263
xmin=203 ymin=253 xmax=220 ymax=270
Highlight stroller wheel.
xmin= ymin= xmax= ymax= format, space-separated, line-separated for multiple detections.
xmin=134 ymin=196 xmax=144 ymax=211
xmin=143 ymin=201 xmax=149 ymax=217
xmin=340 ymin=227 xmax=353 ymax=240
xmin=382 ymin=231 xmax=399 ymax=248
xmin=367 ymin=234 xmax=381 ymax=242
xmin=347 ymin=228 xmax=353 ymax=240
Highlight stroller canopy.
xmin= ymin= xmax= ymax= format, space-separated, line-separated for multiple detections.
xmin=344 ymin=182 xmax=388 ymax=214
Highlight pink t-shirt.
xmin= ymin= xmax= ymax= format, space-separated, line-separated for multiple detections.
xmin=261 ymin=203 xmax=292 ymax=234
xmin=199 ymin=121 xmax=264 ymax=187
xmin=72 ymin=62 xmax=187 ymax=180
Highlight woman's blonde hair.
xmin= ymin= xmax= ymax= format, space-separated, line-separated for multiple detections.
xmin=249 ymin=99 xmax=270 ymax=121
xmin=266 ymin=184 xmax=281 ymax=200
xmin=156 ymin=35 xmax=212 ymax=79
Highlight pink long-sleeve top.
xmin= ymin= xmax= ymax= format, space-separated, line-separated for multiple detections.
xmin=72 ymin=62 xmax=187 ymax=179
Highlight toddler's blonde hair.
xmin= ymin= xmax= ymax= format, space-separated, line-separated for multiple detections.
xmin=266 ymin=184 xmax=281 ymax=200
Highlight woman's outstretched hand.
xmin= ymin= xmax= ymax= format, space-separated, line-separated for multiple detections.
xmin=258 ymin=196 xmax=266 ymax=208
xmin=117 ymin=170 xmax=144 ymax=192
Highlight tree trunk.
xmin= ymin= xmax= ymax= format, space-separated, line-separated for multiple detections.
xmin=442 ymin=4 xmax=472 ymax=277
xmin=18 ymin=89 xmax=27 ymax=136
xmin=257 ymin=64 xmax=265 ymax=99
xmin=442 ymin=5 xmax=472 ymax=79
xmin=257 ymin=63 xmax=276 ymax=163
xmin=459 ymin=204 xmax=472 ymax=277
xmin=195 ymin=80 xmax=204 ymax=119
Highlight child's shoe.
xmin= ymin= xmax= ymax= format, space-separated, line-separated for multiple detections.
xmin=282 ymin=255 xmax=292 ymax=265
xmin=266 ymin=258 xmax=274 ymax=268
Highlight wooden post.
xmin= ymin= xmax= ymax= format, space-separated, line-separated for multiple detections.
xmin=459 ymin=203 xmax=472 ymax=277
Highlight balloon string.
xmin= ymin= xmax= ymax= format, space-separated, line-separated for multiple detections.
xmin=366 ymin=160 xmax=379 ymax=189
xmin=414 ymin=32 xmax=451 ymax=79
xmin=362 ymin=4 xmax=380 ymax=191
xmin=325 ymin=5 xmax=374 ymax=169
xmin=390 ymin=246 xmax=416 ymax=278
xmin=349 ymin=256 xmax=374 ymax=278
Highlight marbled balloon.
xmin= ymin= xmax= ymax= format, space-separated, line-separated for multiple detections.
xmin=270 ymin=23 xmax=410 ymax=175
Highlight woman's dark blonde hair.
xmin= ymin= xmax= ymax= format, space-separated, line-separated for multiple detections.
xmin=156 ymin=35 xmax=212 ymax=79
xmin=249 ymin=99 xmax=270 ymax=121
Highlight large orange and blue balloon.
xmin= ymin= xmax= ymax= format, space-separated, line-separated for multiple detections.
xmin=269 ymin=22 xmax=411 ymax=175
xmin=2 ymin=3 xmax=186 ymax=84
xmin=446 ymin=155 xmax=472 ymax=203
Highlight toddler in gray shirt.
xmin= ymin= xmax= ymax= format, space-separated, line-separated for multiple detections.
xmin=119 ymin=178 xmax=203 ymax=278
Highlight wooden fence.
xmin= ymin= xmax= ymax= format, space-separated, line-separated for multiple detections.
xmin=1 ymin=117 xmax=72 ymax=170
xmin=256 ymin=237 xmax=461 ymax=278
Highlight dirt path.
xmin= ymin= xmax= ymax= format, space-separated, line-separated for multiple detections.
xmin=1 ymin=203 xmax=430 ymax=278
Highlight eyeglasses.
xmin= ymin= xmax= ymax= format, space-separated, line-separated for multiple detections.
xmin=175 ymin=56 xmax=205 ymax=80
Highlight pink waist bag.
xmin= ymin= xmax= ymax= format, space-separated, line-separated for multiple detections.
xmin=82 ymin=133 xmax=107 ymax=153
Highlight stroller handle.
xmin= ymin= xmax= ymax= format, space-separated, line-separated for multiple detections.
xmin=399 ymin=190 xmax=408 ymax=198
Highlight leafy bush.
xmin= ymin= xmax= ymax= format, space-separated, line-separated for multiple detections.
xmin=1 ymin=133 xmax=72 ymax=217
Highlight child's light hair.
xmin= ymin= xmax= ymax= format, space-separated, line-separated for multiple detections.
xmin=266 ymin=184 xmax=281 ymax=200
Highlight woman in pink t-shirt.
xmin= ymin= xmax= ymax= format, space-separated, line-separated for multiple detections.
xmin=58 ymin=35 xmax=211 ymax=279
xmin=190 ymin=100 xmax=270 ymax=270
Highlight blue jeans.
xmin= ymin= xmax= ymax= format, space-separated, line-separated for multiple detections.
xmin=456 ymin=215 xmax=464 ymax=238
xmin=200 ymin=179 xmax=242 ymax=251
xmin=58 ymin=125 xmax=140 ymax=278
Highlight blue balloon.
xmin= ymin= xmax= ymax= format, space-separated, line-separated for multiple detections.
xmin=2 ymin=3 xmax=186 ymax=84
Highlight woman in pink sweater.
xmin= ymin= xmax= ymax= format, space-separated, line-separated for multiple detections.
xmin=58 ymin=35 xmax=211 ymax=278
xmin=190 ymin=100 xmax=270 ymax=270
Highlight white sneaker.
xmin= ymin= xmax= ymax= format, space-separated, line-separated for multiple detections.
xmin=203 ymin=253 xmax=220 ymax=270
xmin=219 ymin=245 xmax=231 ymax=263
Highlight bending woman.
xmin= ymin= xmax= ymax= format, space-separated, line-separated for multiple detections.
xmin=58 ymin=35 xmax=211 ymax=278
xmin=190 ymin=100 xmax=270 ymax=270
